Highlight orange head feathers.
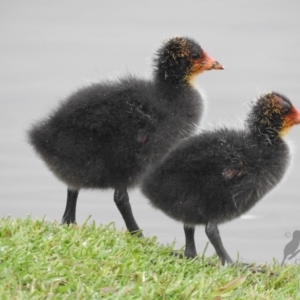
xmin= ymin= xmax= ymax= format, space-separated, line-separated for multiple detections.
xmin=154 ymin=37 xmax=223 ymax=85
xmin=247 ymin=92 xmax=300 ymax=138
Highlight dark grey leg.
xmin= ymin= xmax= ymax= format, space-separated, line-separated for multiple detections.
xmin=205 ymin=222 xmax=233 ymax=265
xmin=61 ymin=188 xmax=79 ymax=224
xmin=184 ymin=224 xmax=197 ymax=258
xmin=114 ymin=186 xmax=143 ymax=237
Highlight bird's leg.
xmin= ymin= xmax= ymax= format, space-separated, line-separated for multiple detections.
xmin=205 ymin=221 xmax=233 ymax=265
xmin=184 ymin=224 xmax=197 ymax=258
xmin=61 ymin=188 xmax=79 ymax=224
xmin=205 ymin=223 xmax=267 ymax=273
xmin=114 ymin=186 xmax=143 ymax=237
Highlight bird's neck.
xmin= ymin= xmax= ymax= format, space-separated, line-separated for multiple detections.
xmin=153 ymin=69 xmax=191 ymax=88
xmin=249 ymin=124 xmax=283 ymax=146
xmin=153 ymin=75 xmax=193 ymax=99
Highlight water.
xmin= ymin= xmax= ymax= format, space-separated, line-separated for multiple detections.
xmin=1 ymin=0 xmax=300 ymax=264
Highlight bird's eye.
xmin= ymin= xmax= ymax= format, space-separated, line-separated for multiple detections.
xmin=191 ymin=53 xmax=200 ymax=60
xmin=282 ymin=104 xmax=291 ymax=115
xmin=283 ymin=107 xmax=290 ymax=114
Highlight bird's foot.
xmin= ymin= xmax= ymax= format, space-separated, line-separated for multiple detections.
xmin=232 ymin=262 xmax=277 ymax=276
xmin=61 ymin=217 xmax=76 ymax=225
xmin=170 ymin=250 xmax=184 ymax=258
xmin=129 ymin=229 xmax=144 ymax=238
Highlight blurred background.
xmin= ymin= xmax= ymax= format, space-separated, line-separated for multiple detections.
xmin=1 ymin=0 xmax=300 ymax=264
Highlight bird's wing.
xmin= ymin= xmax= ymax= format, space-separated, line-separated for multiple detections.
xmin=222 ymin=165 xmax=247 ymax=180
xmin=221 ymin=146 xmax=247 ymax=181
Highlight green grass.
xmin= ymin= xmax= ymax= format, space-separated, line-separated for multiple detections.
xmin=0 ymin=217 xmax=299 ymax=299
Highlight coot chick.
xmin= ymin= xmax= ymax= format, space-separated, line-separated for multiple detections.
xmin=28 ymin=37 xmax=223 ymax=235
xmin=141 ymin=92 xmax=300 ymax=264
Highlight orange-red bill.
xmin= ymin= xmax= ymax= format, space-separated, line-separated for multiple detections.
xmin=287 ymin=106 xmax=300 ymax=125
xmin=201 ymin=52 xmax=224 ymax=70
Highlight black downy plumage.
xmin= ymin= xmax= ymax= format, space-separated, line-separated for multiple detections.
xmin=28 ymin=37 xmax=223 ymax=235
xmin=141 ymin=92 xmax=300 ymax=263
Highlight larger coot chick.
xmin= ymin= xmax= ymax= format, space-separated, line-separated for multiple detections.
xmin=28 ymin=37 xmax=223 ymax=235
xmin=141 ymin=92 xmax=300 ymax=263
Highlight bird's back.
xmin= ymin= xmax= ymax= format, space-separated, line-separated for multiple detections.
xmin=142 ymin=128 xmax=290 ymax=224
xmin=28 ymin=77 xmax=157 ymax=188
xmin=29 ymin=71 xmax=203 ymax=190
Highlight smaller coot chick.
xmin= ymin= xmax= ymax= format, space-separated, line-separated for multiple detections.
xmin=141 ymin=92 xmax=300 ymax=265
xmin=28 ymin=37 xmax=223 ymax=235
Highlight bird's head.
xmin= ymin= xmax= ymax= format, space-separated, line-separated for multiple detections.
xmin=247 ymin=92 xmax=300 ymax=138
xmin=153 ymin=37 xmax=224 ymax=85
